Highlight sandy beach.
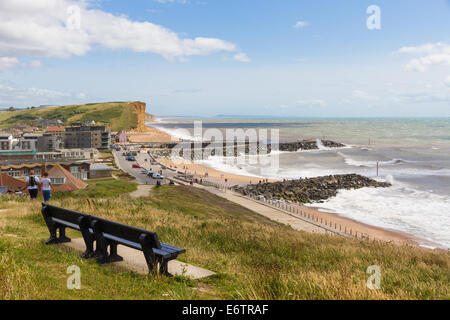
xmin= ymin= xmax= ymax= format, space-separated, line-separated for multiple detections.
xmin=148 ymin=124 xmax=441 ymax=250
xmin=158 ymin=158 xmax=279 ymax=185
xmin=126 ymin=127 xmax=180 ymax=143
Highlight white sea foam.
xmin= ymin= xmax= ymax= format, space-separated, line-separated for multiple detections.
xmin=150 ymin=125 xmax=200 ymax=141
xmin=309 ymin=180 xmax=450 ymax=249
xmin=197 ymin=156 xmax=263 ymax=178
xmin=342 ymin=155 xmax=405 ymax=168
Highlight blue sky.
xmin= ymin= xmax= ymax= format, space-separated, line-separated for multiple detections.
xmin=0 ymin=0 xmax=449 ymax=117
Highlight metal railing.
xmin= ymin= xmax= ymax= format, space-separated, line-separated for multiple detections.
xmin=198 ymin=180 xmax=397 ymax=245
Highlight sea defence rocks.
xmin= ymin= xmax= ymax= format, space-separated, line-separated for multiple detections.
xmin=278 ymin=139 xmax=345 ymax=151
xmin=231 ymin=174 xmax=391 ymax=203
xmin=148 ymin=139 xmax=346 ymax=159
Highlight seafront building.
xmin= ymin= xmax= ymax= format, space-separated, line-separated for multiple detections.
xmin=64 ymin=126 xmax=111 ymax=150
xmin=0 ymin=123 xmax=113 ymax=192
xmin=0 ymin=162 xmax=91 ymax=180
xmin=0 ymin=125 xmax=110 ymax=160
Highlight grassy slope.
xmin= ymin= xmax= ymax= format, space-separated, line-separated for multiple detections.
xmin=0 ymin=102 xmax=138 ymax=132
xmin=0 ymin=185 xmax=448 ymax=300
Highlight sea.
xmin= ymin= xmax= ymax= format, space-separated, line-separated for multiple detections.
xmin=149 ymin=117 xmax=450 ymax=249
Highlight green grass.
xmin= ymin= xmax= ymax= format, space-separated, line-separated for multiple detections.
xmin=0 ymin=185 xmax=448 ymax=300
xmin=0 ymin=102 xmax=140 ymax=131
xmin=52 ymin=179 xmax=137 ymax=199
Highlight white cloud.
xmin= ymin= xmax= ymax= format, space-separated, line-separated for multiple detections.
xmin=444 ymin=76 xmax=450 ymax=88
xmin=0 ymin=82 xmax=87 ymax=107
xmin=0 ymin=57 xmax=19 ymax=69
xmin=76 ymin=92 xmax=86 ymax=99
xmin=294 ymin=21 xmax=309 ymax=29
xmin=396 ymin=91 xmax=450 ymax=103
xmin=23 ymin=60 xmax=43 ymax=68
xmin=0 ymin=84 xmax=69 ymax=104
xmin=398 ymin=42 xmax=450 ymax=72
xmin=233 ymin=53 xmax=251 ymax=63
xmin=338 ymin=90 xmax=379 ymax=106
xmin=0 ymin=0 xmax=242 ymax=63
xmin=295 ymin=99 xmax=326 ymax=107
xmin=352 ymin=90 xmax=379 ymax=101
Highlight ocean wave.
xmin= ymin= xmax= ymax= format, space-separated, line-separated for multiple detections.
xmin=343 ymin=156 xmax=406 ymax=168
xmin=311 ymin=181 xmax=450 ymax=249
xmin=149 ymin=125 xmax=200 ymax=141
xmin=196 ymin=157 xmax=264 ymax=179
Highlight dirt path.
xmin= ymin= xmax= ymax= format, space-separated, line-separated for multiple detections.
xmin=129 ymin=185 xmax=154 ymax=198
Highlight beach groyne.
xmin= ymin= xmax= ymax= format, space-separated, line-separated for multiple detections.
xmin=231 ymin=174 xmax=391 ymax=203
xmin=148 ymin=139 xmax=345 ymax=158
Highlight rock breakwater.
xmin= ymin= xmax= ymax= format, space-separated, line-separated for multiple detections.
xmin=231 ymin=174 xmax=391 ymax=203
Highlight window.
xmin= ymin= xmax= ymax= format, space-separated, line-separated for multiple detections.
xmin=22 ymin=141 xmax=31 ymax=150
xmin=8 ymin=170 xmax=20 ymax=177
xmin=34 ymin=168 xmax=41 ymax=176
xmin=70 ymin=166 xmax=80 ymax=173
xmin=51 ymin=178 xmax=65 ymax=185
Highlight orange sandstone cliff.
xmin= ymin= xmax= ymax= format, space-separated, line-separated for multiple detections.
xmin=126 ymin=101 xmax=176 ymax=143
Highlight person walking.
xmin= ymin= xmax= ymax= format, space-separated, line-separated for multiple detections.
xmin=26 ymin=170 xmax=40 ymax=202
xmin=40 ymin=172 xmax=53 ymax=203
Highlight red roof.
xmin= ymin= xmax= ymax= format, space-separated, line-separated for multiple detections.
xmin=45 ymin=126 xmax=64 ymax=132
xmin=0 ymin=174 xmax=27 ymax=192
xmin=47 ymin=164 xmax=87 ymax=192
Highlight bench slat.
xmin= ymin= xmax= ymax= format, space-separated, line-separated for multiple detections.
xmin=52 ymin=218 xmax=80 ymax=230
xmin=104 ymin=234 xmax=184 ymax=258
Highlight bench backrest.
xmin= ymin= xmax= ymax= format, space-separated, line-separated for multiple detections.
xmin=43 ymin=204 xmax=161 ymax=250
xmin=92 ymin=216 xmax=161 ymax=249
xmin=44 ymin=204 xmax=90 ymax=225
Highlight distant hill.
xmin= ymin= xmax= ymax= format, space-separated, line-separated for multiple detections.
xmin=0 ymin=101 xmax=150 ymax=132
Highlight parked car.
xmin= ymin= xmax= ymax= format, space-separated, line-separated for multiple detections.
xmin=141 ymin=170 xmax=149 ymax=175
xmin=132 ymin=164 xmax=141 ymax=169
xmin=151 ymin=173 xmax=164 ymax=180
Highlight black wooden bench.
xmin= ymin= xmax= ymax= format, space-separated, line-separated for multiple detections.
xmin=41 ymin=203 xmax=186 ymax=276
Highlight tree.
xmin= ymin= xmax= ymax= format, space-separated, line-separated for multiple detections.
xmin=8 ymin=107 xmax=16 ymax=112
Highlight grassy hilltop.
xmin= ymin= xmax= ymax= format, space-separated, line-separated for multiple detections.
xmin=0 ymin=182 xmax=448 ymax=300
xmin=0 ymin=102 xmax=139 ymax=132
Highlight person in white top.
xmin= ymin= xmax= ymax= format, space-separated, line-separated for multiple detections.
xmin=25 ymin=169 xmax=40 ymax=201
xmin=40 ymin=172 xmax=53 ymax=203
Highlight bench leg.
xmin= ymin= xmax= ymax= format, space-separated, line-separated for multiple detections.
xmin=79 ymin=217 xmax=95 ymax=259
xmin=158 ymin=258 xmax=172 ymax=277
xmin=91 ymin=220 xmax=109 ymax=264
xmin=142 ymin=249 xmax=158 ymax=274
xmin=95 ymin=236 xmax=109 ymax=264
xmin=42 ymin=206 xmax=58 ymax=245
xmin=57 ymin=226 xmax=71 ymax=244
xmin=108 ymin=243 xmax=123 ymax=263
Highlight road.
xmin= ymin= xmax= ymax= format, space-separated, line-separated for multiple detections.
xmin=112 ymin=148 xmax=177 ymax=185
